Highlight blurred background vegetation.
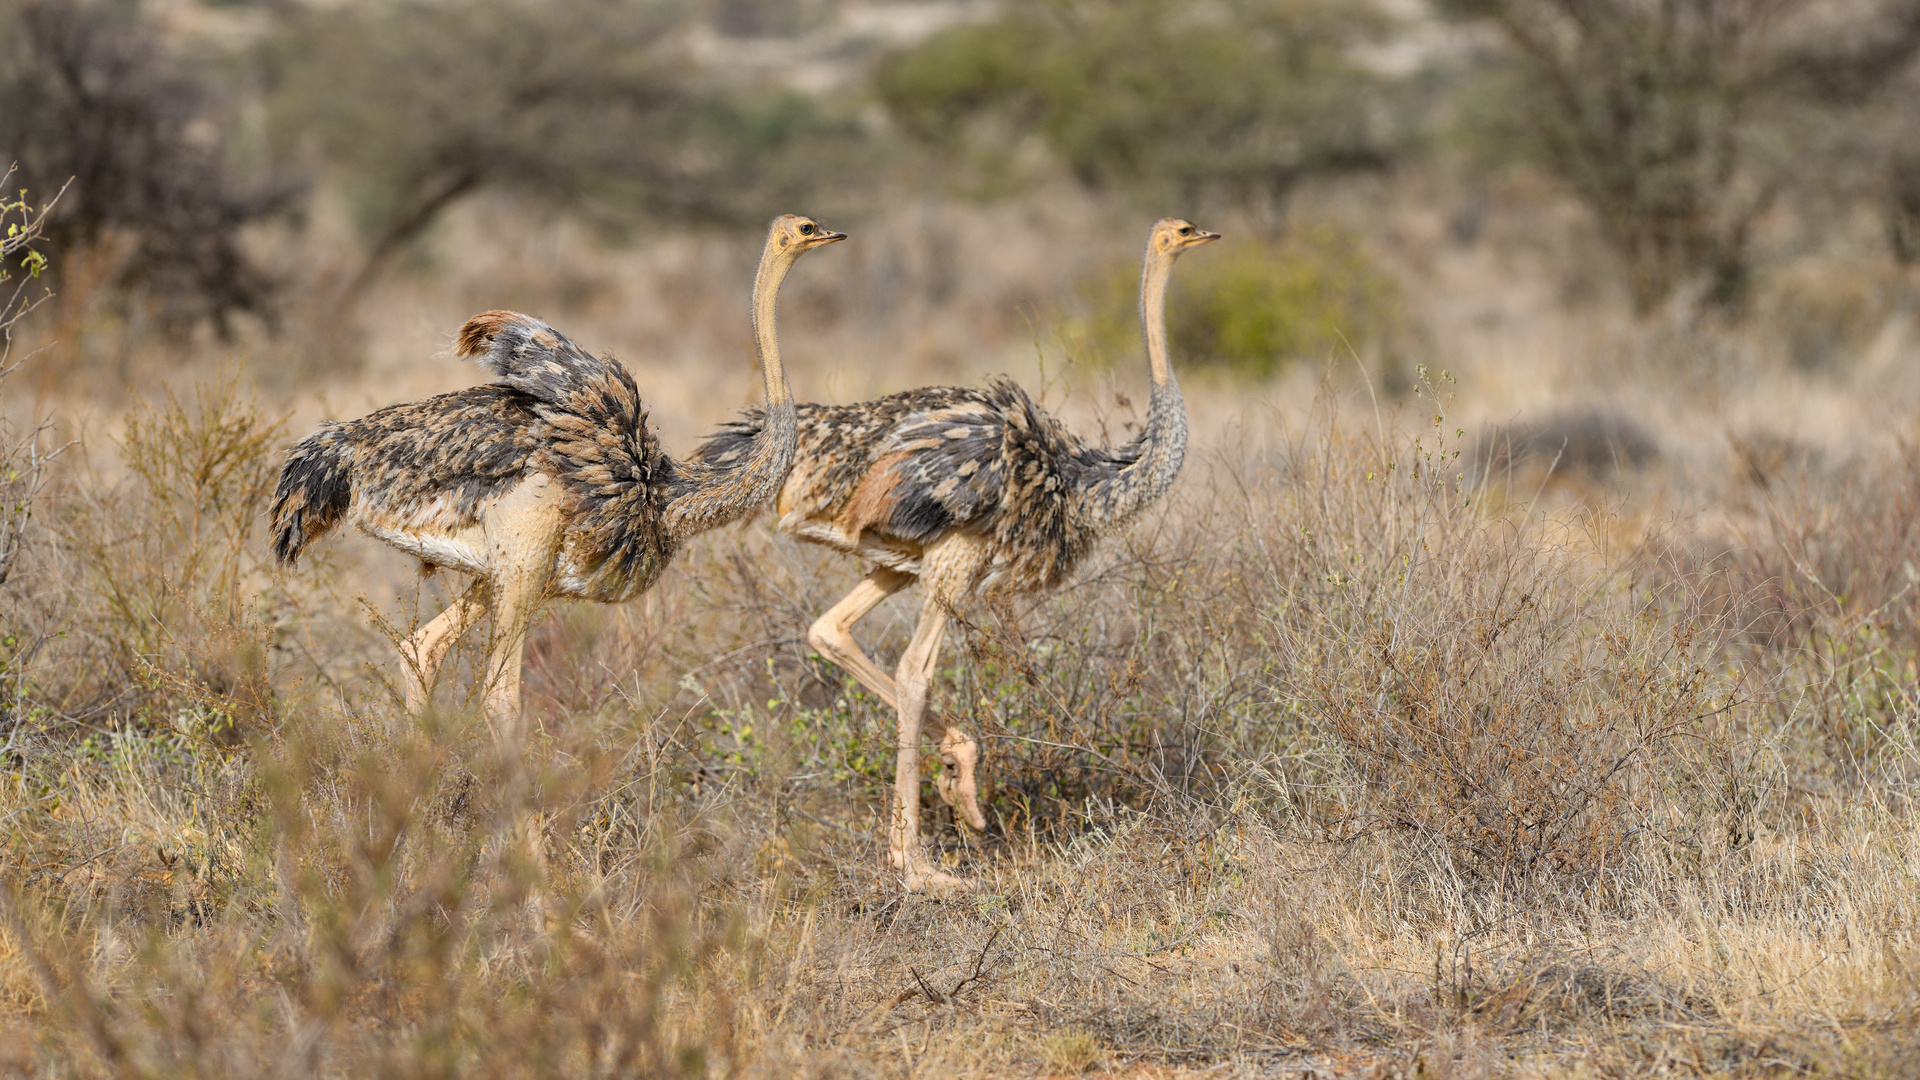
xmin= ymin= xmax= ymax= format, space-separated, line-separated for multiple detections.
xmin=3 ymin=0 xmax=1917 ymax=386
xmin=873 ymin=0 xmax=1395 ymax=212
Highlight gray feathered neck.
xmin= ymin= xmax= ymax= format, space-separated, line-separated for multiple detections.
xmin=1067 ymin=234 xmax=1191 ymax=530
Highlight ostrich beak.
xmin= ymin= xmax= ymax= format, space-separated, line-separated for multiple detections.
xmin=809 ymin=228 xmax=847 ymax=246
xmin=1193 ymin=229 xmax=1222 ymax=244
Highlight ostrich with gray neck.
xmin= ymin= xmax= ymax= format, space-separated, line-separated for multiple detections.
xmin=270 ymin=214 xmax=845 ymax=739
xmin=692 ymin=217 xmax=1219 ymax=890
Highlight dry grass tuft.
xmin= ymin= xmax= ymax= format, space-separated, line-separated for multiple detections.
xmin=1038 ymin=1030 xmax=1103 ymax=1074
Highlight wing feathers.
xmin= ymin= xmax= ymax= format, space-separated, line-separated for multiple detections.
xmin=711 ymin=380 xmax=1109 ymax=591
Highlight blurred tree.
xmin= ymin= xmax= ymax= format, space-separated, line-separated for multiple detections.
xmin=268 ymin=0 xmax=874 ymax=298
xmin=0 ymin=0 xmax=296 ymax=335
xmin=1763 ymin=3 xmax=1920 ymax=267
xmin=874 ymin=0 xmax=1396 ymax=216
xmin=1887 ymin=146 xmax=1920 ymax=264
xmin=1441 ymin=0 xmax=1920 ymax=311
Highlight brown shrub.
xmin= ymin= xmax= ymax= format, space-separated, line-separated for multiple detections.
xmin=1247 ymin=392 xmax=1729 ymax=895
xmin=5 ymin=380 xmax=350 ymax=744
xmin=2 ymin=713 xmax=765 ymax=1078
xmin=1658 ymin=423 xmax=1920 ymax=792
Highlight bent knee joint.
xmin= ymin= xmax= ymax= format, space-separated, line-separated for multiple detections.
xmin=805 ymin=619 xmax=841 ymax=656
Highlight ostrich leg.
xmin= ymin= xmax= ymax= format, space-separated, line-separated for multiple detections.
xmin=479 ymin=475 xmax=564 ymax=747
xmin=480 ymin=575 xmax=541 ymax=747
xmin=403 ymin=580 xmax=490 ymax=712
xmin=889 ymin=596 xmax=971 ymax=891
xmin=809 ymin=570 xmax=987 ymax=831
xmin=806 ymin=568 xmax=911 ymax=701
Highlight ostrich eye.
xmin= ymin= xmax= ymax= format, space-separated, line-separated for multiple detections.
xmin=799 ymin=223 xmax=814 ymax=236
xmin=1178 ymin=226 xmax=1192 ymax=236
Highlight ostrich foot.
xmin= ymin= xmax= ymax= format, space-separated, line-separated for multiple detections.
xmin=935 ymin=728 xmax=987 ymax=831
xmin=899 ymin=849 xmax=974 ymax=893
xmin=888 ymin=836 xmax=975 ymax=892
xmin=905 ymin=862 xmax=974 ymax=893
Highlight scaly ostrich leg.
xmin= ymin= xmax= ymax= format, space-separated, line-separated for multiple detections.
xmin=884 ymin=535 xmax=989 ymax=890
xmin=477 ymin=473 xmax=564 ymax=745
xmin=807 ymin=569 xmax=910 ymax=699
xmin=403 ymin=580 xmax=489 ymax=712
xmin=888 ymin=595 xmax=971 ymax=891
xmin=808 ymin=569 xmax=987 ymax=831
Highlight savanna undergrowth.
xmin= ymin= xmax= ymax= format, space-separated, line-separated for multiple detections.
xmin=2 ymin=375 xmax=1917 ymax=1077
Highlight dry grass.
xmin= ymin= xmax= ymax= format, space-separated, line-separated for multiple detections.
xmin=5 ymin=336 xmax=1920 ymax=1076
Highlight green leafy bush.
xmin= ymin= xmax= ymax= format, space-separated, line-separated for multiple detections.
xmin=875 ymin=0 xmax=1394 ymax=206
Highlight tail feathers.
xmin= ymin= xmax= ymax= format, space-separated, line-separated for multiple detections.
xmin=454 ymin=309 xmax=614 ymax=405
xmin=688 ymin=409 xmax=767 ymax=469
xmin=985 ymin=378 xmax=1086 ymax=591
xmin=270 ymin=426 xmax=354 ymax=566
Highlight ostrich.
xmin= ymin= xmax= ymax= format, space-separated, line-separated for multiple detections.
xmin=270 ymin=214 xmax=846 ymax=739
xmin=694 ymin=218 xmax=1219 ymax=889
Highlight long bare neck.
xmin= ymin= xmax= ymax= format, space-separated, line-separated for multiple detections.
xmin=1075 ymin=240 xmax=1189 ymax=529
xmin=751 ymin=236 xmax=797 ymax=411
xmin=663 ymin=237 xmax=802 ymax=540
xmin=1141 ymin=242 xmax=1178 ymax=393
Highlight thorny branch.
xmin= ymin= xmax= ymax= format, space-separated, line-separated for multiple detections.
xmin=3 ymin=171 xmax=70 ymax=737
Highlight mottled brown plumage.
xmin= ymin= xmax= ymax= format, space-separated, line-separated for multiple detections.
xmin=701 ymin=378 xmax=1166 ymax=594
xmin=692 ymin=217 xmax=1219 ymax=890
xmin=270 ymin=214 xmax=844 ymax=733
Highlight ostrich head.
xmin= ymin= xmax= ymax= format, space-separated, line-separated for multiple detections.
xmin=1151 ymin=217 xmax=1221 ymax=255
xmin=768 ymin=213 xmax=847 ymax=255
